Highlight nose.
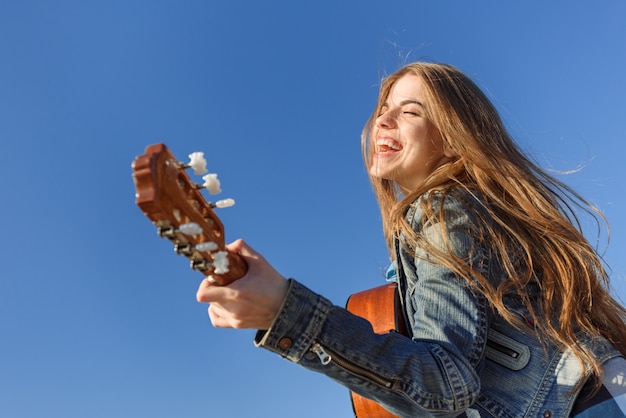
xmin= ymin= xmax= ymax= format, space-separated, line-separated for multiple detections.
xmin=375 ymin=110 xmax=396 ymax=129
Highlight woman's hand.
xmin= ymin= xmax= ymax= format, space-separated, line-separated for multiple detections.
xmin=196 ymin=239 xmax=289 ymax=330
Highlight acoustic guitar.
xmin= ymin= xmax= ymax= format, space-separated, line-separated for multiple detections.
xmin=132 ymin=143 xmax=405 ymax=418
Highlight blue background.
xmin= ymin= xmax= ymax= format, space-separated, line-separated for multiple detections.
xmin=1 ymin=1 xmax=624 ymax=417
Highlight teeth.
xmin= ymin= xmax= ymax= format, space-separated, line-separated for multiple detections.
xmin=376 ymin=139 xmax=401 ymax=151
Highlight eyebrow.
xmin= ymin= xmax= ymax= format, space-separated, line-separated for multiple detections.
xmin=382 ymin=99 xmax=425 ymax=108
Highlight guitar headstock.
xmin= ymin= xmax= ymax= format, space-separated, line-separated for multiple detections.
xmin=132 ymin=143 xmax=247 ymax=285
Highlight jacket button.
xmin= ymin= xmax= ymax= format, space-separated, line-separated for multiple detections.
xmin=543 ymin=411 xmax=552 ymax=418
xmin=278 ymin=337 xmax=293 ymax=350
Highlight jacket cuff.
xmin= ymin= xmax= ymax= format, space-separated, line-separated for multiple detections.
xmin=254 ymin=279 xmax=332 ymax=362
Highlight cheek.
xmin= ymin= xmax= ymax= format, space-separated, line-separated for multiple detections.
xmin=367 ymin=131 xmax=378 ymax=158
xmin=370 ymin=125 xmax=379 ymax=142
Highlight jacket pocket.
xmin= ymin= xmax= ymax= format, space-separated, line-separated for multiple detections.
xmin=485 ymin=328 xmax=530 ymax=371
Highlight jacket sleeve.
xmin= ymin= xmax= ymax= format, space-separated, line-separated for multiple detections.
xmin=254 ymin=193 xmax=495 ymax=417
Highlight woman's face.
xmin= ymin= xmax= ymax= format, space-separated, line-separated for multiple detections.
xmin=369 ymin=74 xmax=455 ymax=193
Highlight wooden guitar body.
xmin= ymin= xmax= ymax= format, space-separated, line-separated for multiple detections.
xmin=346 ymin=283 xmax=407 ymax=418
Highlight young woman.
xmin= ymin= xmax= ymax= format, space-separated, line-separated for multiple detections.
xmin=196 ymin=62 xmax=626 ymax=417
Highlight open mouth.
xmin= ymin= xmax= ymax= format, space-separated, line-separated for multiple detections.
xmin=376 ymin=138 xmax=403 ymax=153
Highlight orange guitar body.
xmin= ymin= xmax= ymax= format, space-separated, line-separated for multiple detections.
xmin=346 ymin=283 xmax=407 ymax=418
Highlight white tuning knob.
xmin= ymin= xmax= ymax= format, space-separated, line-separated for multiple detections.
xmin=212 ymin=251 xmax=230 ymax=274
xmin=195 ymin=242 xmax=219 ymax=252
xmin=202 ymin=173 xmax=222 ymax=194
xmin=178 ymin=222 xmax=203 ymax=236
xmin=188 ymin=152 xmax=208 ymax=175
xmin=214 ymin=198 xmax=235 ymax=208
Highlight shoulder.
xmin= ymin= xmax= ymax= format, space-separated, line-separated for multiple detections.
xmin=407 ymin=187 xmax=489 ymax=229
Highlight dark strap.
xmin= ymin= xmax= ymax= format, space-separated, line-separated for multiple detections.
xmin=570 ymin=357 xmax=626 ymax=417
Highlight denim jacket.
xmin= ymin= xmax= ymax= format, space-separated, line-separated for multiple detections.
xmin=255 ymin=189 xmax=621 ymax=417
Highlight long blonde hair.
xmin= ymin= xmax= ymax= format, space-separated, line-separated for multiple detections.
xmin=362 ymin=62 xmax=626 ymax=383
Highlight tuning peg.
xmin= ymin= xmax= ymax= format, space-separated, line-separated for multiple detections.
xmin=211 ymin=198 xmax=235 ymax=209
xmin=179 ymin=222 xmax=203 ymax=235
xmin=196 ymin=242 xmax=219 ymax=252
xmin=186 ymin=152 xmax=208 ymax=175
xmin=174 ymin=241 xmax=218 ymax=256
xmin=190 ymin=251 xmax=230 ymax=275
xmin=212 ymin=251 xmax=230 ymax=274
xmin=201 ymin=173 xmax=222 ymax=194
xmin=174 ymin=242 xmax=193 ymax=256
xmin=157 ymin=222 xmax=203 ymax=239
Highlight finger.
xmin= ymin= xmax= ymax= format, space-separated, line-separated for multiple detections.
xmin=207 ymin=304 xmax=221 ymax=327
xmin=225 ymin=239 xmax=258 ymax=258
xmin=196 ymin=277 xmax=219 ymax=303
xmin=208 ymin=304 xmax=232 ymax=328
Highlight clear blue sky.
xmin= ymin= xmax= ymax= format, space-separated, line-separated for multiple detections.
xmin=1 ymin=1 xmax=625 ymax=417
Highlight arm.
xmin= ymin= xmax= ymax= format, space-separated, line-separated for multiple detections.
xmin=196 ymin=195 xmax=493 ymax=417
